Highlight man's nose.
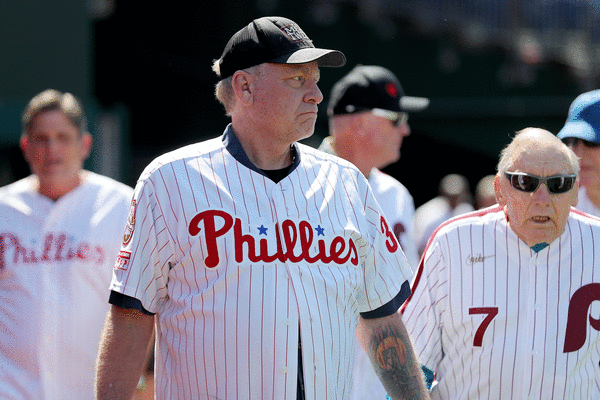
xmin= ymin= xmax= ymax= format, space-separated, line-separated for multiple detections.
xmin=305 ymin=80 xmax=323 ymax=104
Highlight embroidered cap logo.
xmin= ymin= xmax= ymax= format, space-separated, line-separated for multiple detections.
xmin=385 ymin=82 xmax=398 ymax=98
xmin=281 ymin=23 xmax=310 ymax=43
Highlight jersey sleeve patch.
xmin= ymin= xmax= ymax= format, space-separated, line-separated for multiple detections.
xmin=114 ymin=250 xmax=131 ymax=271
xmin=122 ymin=199 xmax=137 ymax=246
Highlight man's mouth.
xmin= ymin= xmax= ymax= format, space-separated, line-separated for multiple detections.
xmin=532 ymin=216 xmax=551 ymax=223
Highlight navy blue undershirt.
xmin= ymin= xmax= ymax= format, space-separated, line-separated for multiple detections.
xmin=531 ymin=242 xmax=549 ymax=252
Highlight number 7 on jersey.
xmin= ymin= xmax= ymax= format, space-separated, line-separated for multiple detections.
xmin=469 ymin=307 xmax=499 ymax=347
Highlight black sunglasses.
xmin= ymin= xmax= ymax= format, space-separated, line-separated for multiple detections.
xmin=562 ymin=137 xmax=600 ymax=148
xmin=504 ymin=171 xmax=576 ymax=194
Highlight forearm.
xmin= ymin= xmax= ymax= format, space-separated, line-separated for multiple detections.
xmin=357 ymin=313 xmax=430 ymax=400
xmin=95 ymin=305 xmax=155 ymax=400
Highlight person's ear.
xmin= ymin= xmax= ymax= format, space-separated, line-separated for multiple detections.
xmin=231 ymin=70 xmax=254 ymax=106
xmin=494 ymin=173 xmax=506 ymax=206
xmin=19 ymin=135 xmax=31 ymax=163
xmin=81 ymin=132 xmax=93 ymax=160
xmin=571 ymin=178 xmax=579 ymax=207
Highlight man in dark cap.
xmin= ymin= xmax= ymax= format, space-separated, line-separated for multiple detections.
xmin=95 ymin=17 xmax=429 ymax=400
xmin=321 ymin=64 xmax=429 ymax=269
xmin=319 ymin=64 xmax=430 ymax=400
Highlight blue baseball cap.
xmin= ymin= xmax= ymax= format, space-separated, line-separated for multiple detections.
xmin=557 ymin=89 xmax=600 ymax=144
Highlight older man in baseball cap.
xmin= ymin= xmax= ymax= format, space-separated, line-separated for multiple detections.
xmin=557 ymin=89 xmax=600 ymax=217
xmin=319 ymin=65 xmax=431 ymax=400
xmin=96 ymin=17 xmax=430 ymax=400
xmin=320 ymin=65 xmax=429 ymax=268
xmin=214 ymin=16 xmax=345 ymax=79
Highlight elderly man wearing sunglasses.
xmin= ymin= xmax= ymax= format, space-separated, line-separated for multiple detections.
xmin=401 ymin=127 xmax=600 ymax=399
xmin=557 ymin=89 xmax=600 ymax=218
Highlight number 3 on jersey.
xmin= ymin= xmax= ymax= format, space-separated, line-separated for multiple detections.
xmin=380 ymin=216 xmax=398 ymax=253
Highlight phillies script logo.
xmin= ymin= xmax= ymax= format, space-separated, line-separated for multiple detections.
xmin=563 ymin=283 xmax=600 ymax=353
xmin=188 ymin=210 xmax=363 ymax=269
xmin=0 ymin=232 xmax=105 ymax=269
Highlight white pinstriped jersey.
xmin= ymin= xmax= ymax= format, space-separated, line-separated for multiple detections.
xmin=367 ymin=169 xmax=418 ymax=268
xmin=317 ymin=137 xmax=419 ymax=400
xmin=317 ymin=136 xmax=419 ymax=268
xmin=401 ymin=205 xmax=600 ymax=400
xmin=349 ymin=168 xmax=419 ymax=400
xmin=0 ymin=172 xmax=133 ymax=400
xmin=110 ymin=126 xmax=413 ymax=400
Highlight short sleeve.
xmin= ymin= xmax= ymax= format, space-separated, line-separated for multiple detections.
xmin=401 ymin=240 xmax=446 ymax=371
xmin=355 ymin=181 xmax=414 ymax=314
xmin=109 ymin=177 xmax=171 ymax=313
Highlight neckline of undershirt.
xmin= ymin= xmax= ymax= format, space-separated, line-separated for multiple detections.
xmin=261 ymin=165 xmax=293 ymax=183
xmin=531 ymin=242 xmax=549 ymax=252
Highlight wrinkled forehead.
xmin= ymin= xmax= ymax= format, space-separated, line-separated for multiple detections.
xmin=270 ymin=61 xmax=320 ymax=75
xmin=510 ymin=144 xmax=574 ymax=175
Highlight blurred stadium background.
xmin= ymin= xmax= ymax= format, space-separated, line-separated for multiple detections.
xmin=1 ymin=0 xmax=599 ymax=207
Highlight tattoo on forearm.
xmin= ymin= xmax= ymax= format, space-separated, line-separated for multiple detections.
xmin=370 ymin=324 xmax=423 ymax=399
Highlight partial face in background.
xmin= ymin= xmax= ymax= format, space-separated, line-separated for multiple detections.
xmin=358 ymin=110 xmax=410 ymax=169
xmin=20 ymin=109 xmax=91 ymax=189
xmin=564 ymin=137 xmax=600 ymax=191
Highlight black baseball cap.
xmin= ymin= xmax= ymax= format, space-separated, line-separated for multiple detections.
xmin=328 ymin=65 xmax=429 ymax=116
xmin=216 ymin=16 xmax=346 ymax=79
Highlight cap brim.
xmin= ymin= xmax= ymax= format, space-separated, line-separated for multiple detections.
xmin=557 ymin=121 xmax=600 ymax=143
xmin=400 ymin=96 xmax=430 ymax=112
xmin=270 ymin=48 xmax=346 ymax=67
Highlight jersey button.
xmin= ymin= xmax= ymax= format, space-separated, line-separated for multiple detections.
xmin=280 ymin=367 xmax=288 ymax=374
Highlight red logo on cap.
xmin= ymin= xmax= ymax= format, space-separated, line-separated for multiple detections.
xmin=385 ymin=83 xmax=398 ymax=98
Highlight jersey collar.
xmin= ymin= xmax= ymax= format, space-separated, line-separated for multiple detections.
xmin=222 ymin=124 xmax=300 ymax=179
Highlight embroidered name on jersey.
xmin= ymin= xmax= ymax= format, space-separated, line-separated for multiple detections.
xmin=188 ymin=209 xmax=360 ymax=268
xmin=0 ymin=232 xmax=105 ymax=269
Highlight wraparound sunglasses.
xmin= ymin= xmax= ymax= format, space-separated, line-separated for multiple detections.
xmin=504 ymin=171 xmax=576 ymax=194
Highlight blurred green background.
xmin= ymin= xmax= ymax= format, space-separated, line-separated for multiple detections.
xmin=1 ymin=0 xmax=597 ymax=206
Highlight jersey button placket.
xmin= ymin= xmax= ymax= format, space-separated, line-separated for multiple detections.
xmin=523 ymin=255 xmax=538 ymax=397
xmin=523 ymin=253 xmax=543 ymax=397
xmin=279 ymin=183 xmax=291 ymax=214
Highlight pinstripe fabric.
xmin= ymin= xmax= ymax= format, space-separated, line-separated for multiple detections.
xmin=110 ymin=129 xmax=412 ymax=399
xmin=0 ymin=173 xmax=133 ymax=399
xmin=402 ymin=205 xmax=600 ymax=399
